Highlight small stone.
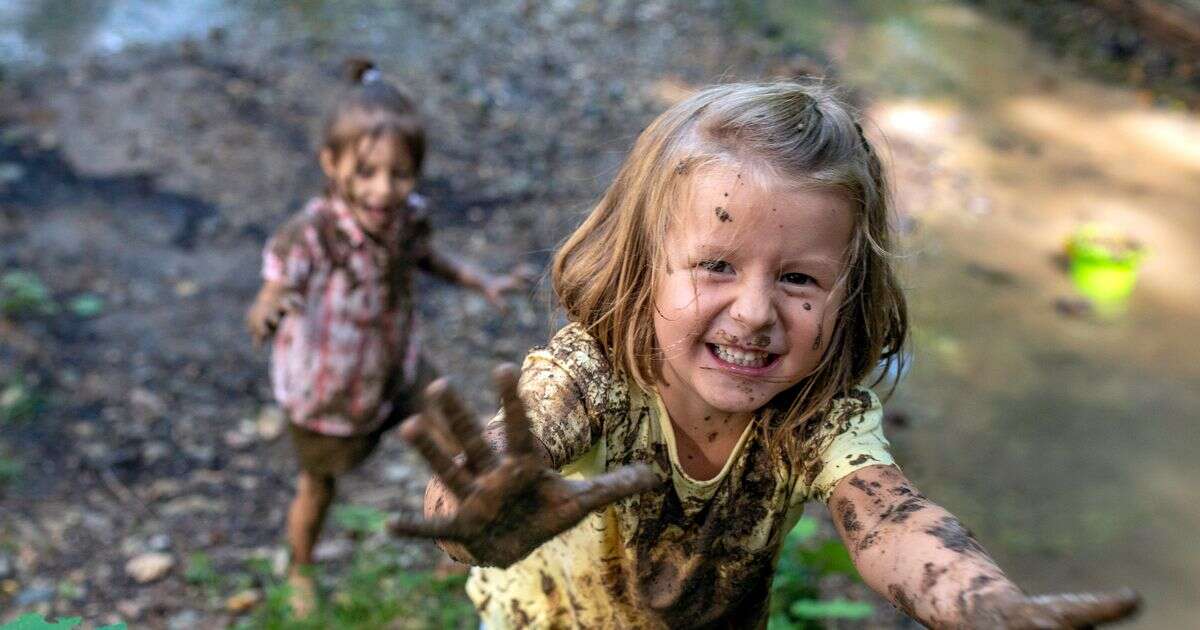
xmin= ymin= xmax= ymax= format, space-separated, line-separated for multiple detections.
xmin=130 ymin=387 xmax=166 ymax=418
xmin=1 ymin=579 xmax=18 ymax=595
xmin=125 ymin=552 xmax=174 ymax=583
xmin=256 ymin=406 xmax=285 ymax=441
xmin=116 ymin=598 xmax=145 ymax=619
xmin=0 ymin=162 xmax=25 ymax=185
xmin=147 ymin=534 xmax=172 ymax=552
xmin=15 ymin=584 xmax=55 ymax=606
xmin=0 ymin=552 xmax=12 ymax=580
xmin=313 ymin=538 xmax=354 ymax=562
xmin=167 ymin=610 xmax=200 ymax=630
xmin=223 ymin=429 xmax=253 ymax=450
xmin=226 ymin=589 xmax=262 ymax=614
xmin=174 ymin=280 xmax=198 ymax=297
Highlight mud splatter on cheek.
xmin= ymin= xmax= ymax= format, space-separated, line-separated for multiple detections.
xmin=802 ymin=302 xmax=812 ymax=311
xmin=811 ymin=320 xmax=823 ymax=351
xmin=750 ymin=334 xmax=770 ymax=348
xmin=714 ymin=206 xmax=732 ymax=222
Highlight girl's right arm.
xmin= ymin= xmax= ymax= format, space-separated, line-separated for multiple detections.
xmin=247 ymin=214 xmax=314 ymax=344
xmin=391 ymin=365 xmax=662 ymax=568
xmin=246 ymin=281 xmax=300 ymax=345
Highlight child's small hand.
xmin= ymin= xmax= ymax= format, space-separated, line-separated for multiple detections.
xmin=388 ymin=364 xmax=663 ymax=567
xmin=966 ymin=588 xmax=1141 ymax=629
xmin=246 ymin=284 xmax=302 ymax=346
xmin=480 ymin=264 xmax=537 ymax=310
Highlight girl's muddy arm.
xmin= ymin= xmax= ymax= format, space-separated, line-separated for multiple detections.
xmin=829 ymin=464 xmax=1139 ymax=628
xmin=391 ymin=365 xmax=661 ymax=568
xmin=416 ymin=248 xmax=528 ymax=307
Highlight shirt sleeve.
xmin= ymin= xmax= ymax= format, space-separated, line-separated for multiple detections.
xmin=807 ymin=389 xmax=896 ymax=503
xmin=406 ymin=193 xmax=435 ymax=263
xmin=262 ymin=213 xmax=316 ymax=290
xmin=515 ymin=324 xmax=611 ymax=470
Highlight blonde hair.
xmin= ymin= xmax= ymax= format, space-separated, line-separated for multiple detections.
xmin=552 ymin=81 xmax=908 ymax=454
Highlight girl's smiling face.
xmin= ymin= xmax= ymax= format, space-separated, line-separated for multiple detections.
xmin=653 ymin=165 xmax=854 ymax=423
xmin=321 ymin=132 xmax=418 ymax=236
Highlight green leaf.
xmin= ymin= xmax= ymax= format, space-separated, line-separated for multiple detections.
xmin=185 ymin=552 xmax=218 ymax=586
xmin=799 ymin=540 xmax=859 ymax=577
xmin=333 ymin=504 xmax=387 ymax=535
xmin=0 ymin=271 xmax=56 ymax=317
xmin=790 ymin=598 xmax=874 ymax=619
xmin=68 ymin=294 xmax=104 ymax=318
xmin=0 ymin=614 xmax=82 ymax=630
xmin=788 ymin=516 xmax=819 ymax=542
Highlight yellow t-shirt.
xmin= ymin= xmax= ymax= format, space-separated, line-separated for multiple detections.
xmin=466 ymin=323 xmax=894 ymax=629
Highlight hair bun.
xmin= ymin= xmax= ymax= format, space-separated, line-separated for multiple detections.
xmin=342 ymin=57 xmax=378 ymax=85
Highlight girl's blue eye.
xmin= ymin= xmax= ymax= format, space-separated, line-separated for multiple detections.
xmin=781 ymin=272 xmax=814 ymax=286
xmin=698 ymin=259 xmax=731 ymax=273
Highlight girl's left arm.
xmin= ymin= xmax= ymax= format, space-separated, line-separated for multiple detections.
xmin=416 ymin=248 xmax=527 ymax=307
xmin=829 ymin=464 xmax=1140 ymax=628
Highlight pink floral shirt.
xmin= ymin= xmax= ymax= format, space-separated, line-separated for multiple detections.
xmin=262 ymin=194 xmax=430 ymax=436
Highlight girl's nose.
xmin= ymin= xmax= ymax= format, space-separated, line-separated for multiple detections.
xmin=729 ymin=280 xmax=776 ymax=331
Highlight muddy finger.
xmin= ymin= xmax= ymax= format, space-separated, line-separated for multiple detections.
xmin=387 ymin=514 xmax=467 ymax=541
xmin=400 ymin=415 xmax=474 ymax=498
xmin=1026 ymin=589 xmax=1141 ymax=627
xmin=426 ymin=379 xmax=495 ymax=472
xmin=493 ymin=364 xmax=534 ymax=456
xmin=568 ymin=464 xmax=663 ymax=517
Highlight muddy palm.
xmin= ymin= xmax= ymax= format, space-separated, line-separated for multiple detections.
xmin=388 ymin=364 xmax=662 ymax=567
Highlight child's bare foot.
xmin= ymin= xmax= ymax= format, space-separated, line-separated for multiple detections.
xmin=287 ymin=567 xmax=318 ymax=619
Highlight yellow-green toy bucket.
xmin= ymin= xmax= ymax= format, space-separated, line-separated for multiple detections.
xmin=1065 ymin=224 xmax=1144 ymax=315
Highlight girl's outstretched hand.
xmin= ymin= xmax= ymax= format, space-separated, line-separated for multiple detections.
xmin=388 ymin=364 xmax=663 ymax=567
xmin=966 ymin=588 xmax=1141 ymax=629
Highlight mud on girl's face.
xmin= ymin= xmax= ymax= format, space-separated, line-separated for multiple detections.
xmin=320 ymin=132 xmax=417 ymax=236
xmin=652 ymin=164 xmax=854 ymax=417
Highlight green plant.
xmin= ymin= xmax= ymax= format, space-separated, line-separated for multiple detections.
xmin=0 ymin=451 xmax=20 ymax=485
xmin=236 ymin=545 xmax=476 ymax=630
xmin=0 ymin=271 xmax=56 ymax=317
xmin=332 ymin=504 xmax=387 ymax=536
xmin=0 ymin=375 xmax=43 ymax=424
xmin=769 ymin=517 xmax=874 ymax=629
xmin=185 ymin=552 xmax=220 ymax=587
xmin=68 ymin=294 xmax=104 ymax=318
xmin=0 ymin=614 xmax=125 ymax=629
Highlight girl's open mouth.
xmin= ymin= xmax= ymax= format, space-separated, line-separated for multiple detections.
xmin=707 ymin=343 xmax=780 ymax=373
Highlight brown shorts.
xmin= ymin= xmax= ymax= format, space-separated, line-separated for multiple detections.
xmin=288 ymin=356 xmax=438 ymax=478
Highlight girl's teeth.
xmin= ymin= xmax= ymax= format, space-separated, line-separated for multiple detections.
xmin=713 ymin=344 xmax=769 ymax=367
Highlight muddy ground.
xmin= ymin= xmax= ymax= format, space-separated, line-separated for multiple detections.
xmin=1 ymin=0 xmax=1196 ymax=628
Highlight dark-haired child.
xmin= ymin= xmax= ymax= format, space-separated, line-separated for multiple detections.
xmin=247 ymin=61 xmax=526 ymax=616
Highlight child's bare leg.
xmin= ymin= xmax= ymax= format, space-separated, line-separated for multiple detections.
xmin=286 ymin=471 xmax=335 ymax=616
xmin=288 ymin=471 xmax=336 ymax=564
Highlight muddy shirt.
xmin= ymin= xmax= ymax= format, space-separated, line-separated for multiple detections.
xmin=262 ymin=193 xmax=431 ymax=436
xmin=466 ymin=323 xmax=894 ymax=629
